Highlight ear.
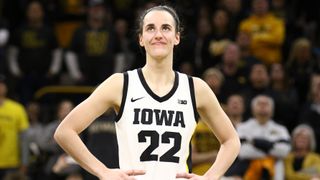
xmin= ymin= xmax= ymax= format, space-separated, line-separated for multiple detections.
xmin=174 ymin=32 xmax=180 ymax=46
xmin=139 ymin=35 xmax=144 ymax=47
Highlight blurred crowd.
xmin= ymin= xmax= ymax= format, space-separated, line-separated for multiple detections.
xmin=0 ymin=0 xmax=320 ymax=179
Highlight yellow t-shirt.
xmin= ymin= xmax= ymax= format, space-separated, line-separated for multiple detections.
xmin=192 ymin=120 xmax=220 ymax=175
xmin=0 ymin=99 xmax=29 ymax=168
xmin=239 ymin=13 xmax=285 ymax=65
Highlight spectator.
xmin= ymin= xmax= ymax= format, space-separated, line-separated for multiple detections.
xmin=239 ymin=0 xmax=285 ymax=65
xmin=222 ymin=0 xmax=247 ymax=40
xmin=235 ymin=31 xmax=261 ymax=77
xmin=0 ymin=74 xmax=29 ymax=179
xmin=269 ymin=63 xmax=299 ymax=132
xmin=25 ymin=101 xmax=45 ymax=180
xmin=225 ymin=94 xmax=245 ymax=127
xmin=39 ymin=100 xmax=80 ymax=179
xmin=7 ymin=1 xmax=62 ymax=104
xmin=192 ymin=119 xmax=220 ymax=175
xmin=216 ymin=43 xmax=247 ymax=103
xmin=65 ymin=0 xmax=119 ymax=85
xmin=83 ymin=109 xmax=119 ymax=180
xmin=237 ymin=95 xmax=291 ymax=179
xmin=202 ymin=8 xmax=232 ymax=68
xmin=0 ymin=19 xmax=9 ymax=74
xmin=284 ymin=124 xmax=320 ymax=180
xmin=177 ymin=16 xmax=211 ymax=76
xmin=241 ymin=63 xmax=273 ymax=119
xmin=202 ymin=67 xmax=225 ymax=102
xmin=286 ymin=38 xmax=317 ymax=105
xmin=113 ymin=18 xmax=135 ymax=73
xmin=299 ymin=73 xmax=320 ymax=153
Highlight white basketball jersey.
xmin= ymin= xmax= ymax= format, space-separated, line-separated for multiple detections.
xmin=115 ymin=69 xmax=199 ymax=180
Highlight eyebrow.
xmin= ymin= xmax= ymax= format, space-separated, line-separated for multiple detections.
xmin=144 ymin=23 xmax=173 ymax=29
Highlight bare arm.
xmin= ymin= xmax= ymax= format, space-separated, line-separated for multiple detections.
xmin=194 ymin=77 xmax=240 ymax=179
xmin=54 ymin=73 xmax=144 ymax=179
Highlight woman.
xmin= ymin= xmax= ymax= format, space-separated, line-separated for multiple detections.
xmin=54 ymin=5 xmax=240 ymax=180
xmin=285 ymin=124 xmax=320 ymax=180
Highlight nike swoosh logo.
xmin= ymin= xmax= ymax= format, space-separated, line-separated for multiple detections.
xmin=131 ymin=97 xmax=144 ymax=102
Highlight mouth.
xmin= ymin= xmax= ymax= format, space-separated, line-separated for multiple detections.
xmin=151 ymin=42 xmax=166 ymax=45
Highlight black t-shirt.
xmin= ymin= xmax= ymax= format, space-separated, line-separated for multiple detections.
xmin=69 ymin=24 xmax=119 ymax=85
xmin=10 ymin=24 xmax=58 ymax=74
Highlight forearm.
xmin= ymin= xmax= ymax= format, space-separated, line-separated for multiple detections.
xmin=54 ymin=127 xmax=108 ymax=178
xmin=20 ymin=131 xmax=29 ymax=166
xmin=204 ymin=136 xmax=240 ymax=179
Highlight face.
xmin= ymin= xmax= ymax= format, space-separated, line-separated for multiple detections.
xmin=212 ymin=9 xmax=229 ymax=29
xmin=27 ymin=2 xmax=44 ymax=23
xmin=88 ymin=5 xmax=106 ymax=21
xmin=270 ymin=63 xmax=284 ymax=82
xmin=223 ymin=44 xmax=240 ymax=65
xmin=204 ymin=73 xmax=222 ymax=92
xmin=139 ymin=10 xmax=180 ymax=60
xmin=252 ymin=0 xmax=269 ymax=16
xmin=227 ymin=95 xmax=244 ymax=116
xmin=252 ymin=96 xmax=273 ymax=119
xmin=250 ymin=64 xmax=269 ymax=88
xmin=0 ymin=83 xmax=7 ymax=98
xmin=294 ymin=129 xmax=311 ymax=151
xmin=57 ymin=101 xmax=74 ymax=121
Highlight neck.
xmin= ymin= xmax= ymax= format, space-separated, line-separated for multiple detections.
xmin=272 ymin=81 xmax=284 ymax=90
xmin=223 ymin=63 xmax=237 ymax=75
xmin=29 ymin=20 xmax=43 ymax=28
xmin=294 ymin=149 xmax=308 ymax=157
xmin=89 ymin=19 xmax=104 ymax=30
xmin=256 ymin=116 xmax=270 ymax=125
xmin=0 ymin=96 xmax=5 ymax=106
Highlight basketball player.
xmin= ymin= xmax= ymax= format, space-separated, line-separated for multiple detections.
xmin=54 ymin=5 xmax=240 ymax=180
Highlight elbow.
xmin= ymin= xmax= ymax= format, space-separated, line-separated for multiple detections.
xmin=53 ymin=126 xmax=64 ymax=145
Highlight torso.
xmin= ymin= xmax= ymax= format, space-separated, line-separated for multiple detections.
xmin=115 ymin=69 xmax=198 ymax=180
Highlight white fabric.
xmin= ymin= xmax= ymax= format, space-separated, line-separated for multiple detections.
xmin=116 ymin=69 xmax=197 ymax=180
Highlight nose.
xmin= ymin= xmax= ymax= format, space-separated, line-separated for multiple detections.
xmin=154 ymin=29 xmax=163 ymax=39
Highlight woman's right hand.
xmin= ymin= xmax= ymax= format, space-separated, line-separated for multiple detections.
xmin=98 ymin=169 xmax=146 ymax=180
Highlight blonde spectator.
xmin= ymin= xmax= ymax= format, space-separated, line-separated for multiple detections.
xmin=285 ymin=124 xmax=320 ymax=180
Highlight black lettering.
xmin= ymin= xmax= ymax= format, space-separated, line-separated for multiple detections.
xmin=133 ymin=108 xmax=140 ymax=124
xmin=141 ymin=109 xmax=153 ymax=124
xmin=154 ymin=109 xmax=174 ymax=126
xmin=173 ymin=111 xmax=185 ymax=128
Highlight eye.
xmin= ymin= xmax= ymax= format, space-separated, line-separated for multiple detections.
xmin=146 ymin=26 xmax=155 ymax=32
xmin=162 ymin=26 xmax=171 ymax=31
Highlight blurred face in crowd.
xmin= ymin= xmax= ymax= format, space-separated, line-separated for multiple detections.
xmin=212 ymin=9 xmax=229 ymax=30
xmin=226 ymin=94 xmax=244 ymax=116
xmin=88 ymin=4 xmax=106 ymax=21
xmin=0 ymin=82 xmax=7 ymax=98
xmin=139 ymin=10 xmax=180 ymax=60
xmin=311 ymin=74 xmax=320 ymax=102
xmin=293 ymin=129 xmax=312 ymax=151
xmin=270 ymin=63 xmax=284 ymax=82
xmin=115 ymin=19 xmax=128 ymax=38
xmin=197 ymin=17 xmax=211 ymax=38
xmin=57 ymin=101 xmax=74 ymax=121
xmin=252 ymin=0 xmax=269 ymax=16
xmin=26 ymin=102 xmax=40 ymax=123
xmin=26 ymin=1 xmax=44 ymax=23
xmin=252 ymin=95 xmax=274 ymax=123
xmin=236 ymin=31 xmax=251 ymax=50
xmin=203 ymin=69 xmax=224 ymax=93
xmin=223 ymin=43 xmax=240 ymax=66
xmin=250 ymin=64 xmax=270 ymax=88
xmin=223 ymin=0 xmax=241 ymax=14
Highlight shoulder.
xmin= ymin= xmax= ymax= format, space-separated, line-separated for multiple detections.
xmin=5 ymin=99 xmax=25 ymax=110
